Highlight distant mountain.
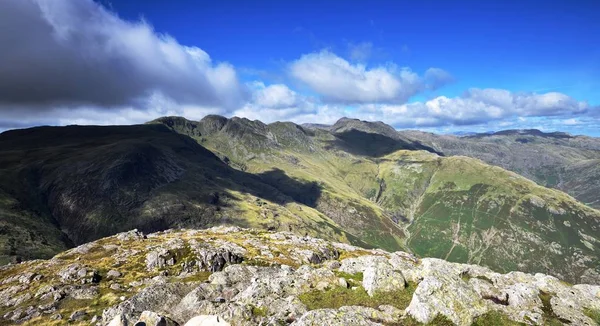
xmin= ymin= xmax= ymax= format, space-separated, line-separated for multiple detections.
xmin=399 ymin=128 xmax=600 ymax=208
xmin=150 ymin=116 xmax=600 ymax=283
xmin=0 ymin=116 xmax=599 ymax=284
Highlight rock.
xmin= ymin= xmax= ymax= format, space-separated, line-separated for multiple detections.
xmin=191 ymin=242 xmax=245 ymax=272
xmin=339 ymin=255 xmax=388 ymax=275
xmin=111 ymin=283 xmax=122 ymax=291
xmin=108 ymin=270 xmax=122 ymax=278
xmin=146 ymin=248 xmax=174 ymax=271
xmin=116 ymin=229 xmax=145 ymax=241
xmin=70 ymin=286 xmax=99 ymax=300
xmin=102 ymin=282 xmax=198 ymax=324
xmin=405 ymin=275 xmax=487 ymax=326
xmin=136 ymin=310 xmax=178 ymax=326
xmin=69 ymin=310 xmax=86 ymax=321
xmin=184 ymin=315 xmax=230 ymax=326
xmin=107 ymin=313 xmax=128 ymax=326
xmin=362 ymin=261 xmax=405 ymax=296
xmin=291 ymin=309 xmax=381 ymax=325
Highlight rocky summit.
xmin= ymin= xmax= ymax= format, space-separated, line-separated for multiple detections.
xmin=1 ymin=226 xmax=599 ymax=326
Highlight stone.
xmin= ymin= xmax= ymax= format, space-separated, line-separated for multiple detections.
xmin=108 ymin=270 xmax=122 ymax=278
xmin=136 ymin=310 xmax=178 ymax=326
xmin=69 ymin=310 xmax=86 ymax=321
xmin=107 ymin=313 xmax=128 ymax=326
xmin=184 ymin=315 xmax=231 ymax=326
xmin=405 ymin=275 xmax=488 ymax=326
xmin=362 ymin=261 xmax=405 ymax=296
xmin=146 ymin=248 xmax=173 ymax=271
xmin=291 ymin=309 xmax=381 ymax=325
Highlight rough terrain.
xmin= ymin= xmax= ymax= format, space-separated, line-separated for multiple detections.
xmin=0 ymin=226 xmax=599 ymax=326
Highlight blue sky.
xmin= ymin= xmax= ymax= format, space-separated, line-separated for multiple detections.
xmin=107 ymin=0 xmax=600 ymax=100
xmin=1 ymin=0 xmax=599 ymax=135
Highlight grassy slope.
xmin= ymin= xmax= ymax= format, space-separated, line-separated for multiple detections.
xmin=0 ymin=124 xmax=362 ymax=263
xmin=153 ymin=116 xmax=600 ymax=283
xmin=398 ymin=130 xmax=600 ymax=209
xmin=377 ymin=151 xmax=600 ymax=282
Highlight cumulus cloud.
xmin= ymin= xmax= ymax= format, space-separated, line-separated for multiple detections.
xmin=0 ymin=0 xmax=248 ymax=113
xmin=352 ymin=88 xmax=593 ymax=128
xmin=233 ymin=82 xmax=320 ymax=123
xmin=289 ymin=50 xmax=451 ymax=104
xmin=250 ymin=82 xmax=300 ymax=109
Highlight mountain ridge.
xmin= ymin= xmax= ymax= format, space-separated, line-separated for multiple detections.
xmin=1 ymin=116 xmax=599 ymax=286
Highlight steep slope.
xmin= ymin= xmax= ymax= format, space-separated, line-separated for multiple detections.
xmin=374 ymin=150 xmax=600 ymax=283
xmin=1 ymin=227 xmax=599 ymax=326
xmin=399 ymin=129 xmax=600 ymax=209
xmin=0 ymin=124 xmax=364 ymax=264
xmin=150 ymin=116 xmax=408 ymax=251
xmin=153 ymin=116 xmax=600 ymax=283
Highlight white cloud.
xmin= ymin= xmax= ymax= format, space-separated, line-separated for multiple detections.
xmin=349 ymin=88 xmax=593 ymax=128
xmin=250 ymin=82 xmax=299 ymax=109
xmin=0 ymin=0 xmax=248 ymax=111
xmin=563 ymin=118 xmax=582 ymax=125
xmin=289 ymin=50 xmax=451 ymax=104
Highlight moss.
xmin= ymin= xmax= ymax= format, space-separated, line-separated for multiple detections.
xmin=298 ymin=282 xmax=416 ymax=311
xmin=460 ymin=272 xmax=493 ymax=284
xmin=244 ymin=258 xmax=275 ymax=267
xmin=333 ymin=271 xmax=363 ymax=288
xmin=583 ymin=308 xmax=600 ymax=324
xmin=472 ymin=311 xmax=524 ymax=325
xmin=539 ymin=291 xmax=571 ymax=325
xmin=250 ymin=305 xmax=268 ymax=317
xmin=176 ymin=271 xmax=211 ymax=283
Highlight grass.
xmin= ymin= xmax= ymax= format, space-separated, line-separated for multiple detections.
xmin=539 ymin=291 xmax=572 ymax=325
xmin=250 ymin=305 xmax=268 ymax=317
xmin=298 ymin=282 xmax=416 ymax=311
xmin=472 ymin=311 xmax=524 ymax=326
xmin=583 ymin=308 xmax=600 ymax=324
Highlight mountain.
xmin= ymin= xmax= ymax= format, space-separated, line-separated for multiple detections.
xmin=398 ymin=129 xmax=600 ymax=209
xmin=1 ymin=116 xmax=599 ymax=286
xmin=150 ymin=116 xmax=600 ymax=284
xmin=0 ymin=123 xmax=366 ymax=264
xmin=1 ymin=227 xmax=599 ymax=325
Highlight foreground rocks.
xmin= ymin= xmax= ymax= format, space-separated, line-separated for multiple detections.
xmin=0 ymin=226 xmax=598 ymax=325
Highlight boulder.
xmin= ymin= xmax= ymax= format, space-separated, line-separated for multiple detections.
xmin=184 ymin=315 xmax=230 ymax=326
xmin=362 ymin=261 xmax=405 ymax=296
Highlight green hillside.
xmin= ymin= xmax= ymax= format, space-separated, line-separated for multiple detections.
xmin=0 ymin=116 xmax=598 ymax=284
xmin=151 ymin=116 xmax=600 ymax=283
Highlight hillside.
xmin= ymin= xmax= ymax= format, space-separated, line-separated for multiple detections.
xmin=151 ymin=116 xmax=600 ymax=284
xmin=1 ymin=117 xmax=599 ymax=286
xmin=0 ymin=227 xmax=598 ymax=325
xmin=0 ymin=124 xmax=367 ymax=264
xmin=398 ymin=129 xmax=600 ymax=209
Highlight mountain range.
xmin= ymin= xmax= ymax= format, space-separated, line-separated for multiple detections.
xmin=0 ymin=116 xmax=599 ymax=285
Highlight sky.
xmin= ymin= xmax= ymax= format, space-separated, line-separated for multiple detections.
xmin=1 ymin=0 xmax=599 ymax=135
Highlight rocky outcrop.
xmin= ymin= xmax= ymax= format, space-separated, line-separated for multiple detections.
xmin=0 ymin=227 xmax=599 ymax=325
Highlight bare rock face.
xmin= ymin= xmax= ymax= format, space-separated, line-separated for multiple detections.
xmin=1 ymin=226 xmax=599 ymax=326
xmin=362 ymin=261 xmax=406 ymax=296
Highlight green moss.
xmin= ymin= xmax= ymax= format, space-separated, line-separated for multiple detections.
xmin=298 ymin=282 xmax=416 ymax=311
xmin=251 ymin=305 xmax=268 ymax=317
xmin=176 ymin=271 xmax=211 ymax=283
xmin=539 ymin=291 xmax=571 ymax=325
xmin=472 ymin=311 xmax=524 ymax=325
xmin=584 ymin=308 xmax=600 ymax=324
